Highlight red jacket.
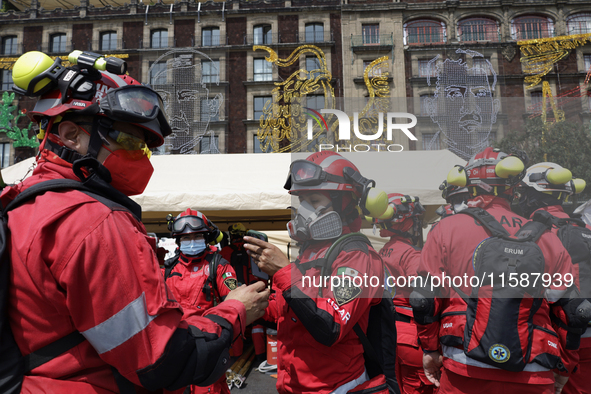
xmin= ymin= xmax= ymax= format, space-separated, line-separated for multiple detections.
xmin=380 ymin=236 xmax=420 ymax=345
xmin=263 ymin=237 xmax=383 ymax=394
xmin=164 ymin=249 xmax=236 ymax=318
xmin=2 ymin=153 xmax=246 ymax=393
xmin=531 ymin=205 xmax=591 ymax=351
xmin=416 ymin=197 xmax=575 ymax=385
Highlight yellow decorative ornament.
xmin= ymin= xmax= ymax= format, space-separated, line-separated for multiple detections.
xmin=519 ymin=33 xmax=591 ymax=89
xmin=253 ymin=45 xmax=391 ymax=152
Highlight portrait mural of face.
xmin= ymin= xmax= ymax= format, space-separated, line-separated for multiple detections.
xmin=425 ymin=49 xmax=500 ymax=160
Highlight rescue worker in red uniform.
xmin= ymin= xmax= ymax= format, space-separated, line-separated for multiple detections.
xmin=2 ymin=50 xmax=269 ymax=393
xmin=163 ymin=209 xmax=239 ymax=394
xmin=243 ymin=152 xmax=385 ymax=394
xmin=516 ymin=162 xmax=591 ymax=394
xmin=411 ymin=148 xmax=589 ymax=394
xmin=372 ymin=194 xmax=434 ymax=394
xmin=219 ymin=223 xmax=268 ymax=362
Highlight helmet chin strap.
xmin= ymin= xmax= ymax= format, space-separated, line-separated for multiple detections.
xmin=87 ymin=116 xmax=114 ymax=159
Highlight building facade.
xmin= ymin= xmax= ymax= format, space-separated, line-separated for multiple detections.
xmin=0 ymin=0 xmax=590 ymax=164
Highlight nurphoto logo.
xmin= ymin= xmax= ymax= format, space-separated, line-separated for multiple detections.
xmin=304 ymin=107 xmax=418 ymax=153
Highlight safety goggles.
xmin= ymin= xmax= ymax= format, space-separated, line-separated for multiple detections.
xmin=99 ymin=85 xmax=170 ymax=126
xmin=284 ymin=160 xmax=345 ymax=189
xmin=171 ymin=215 xmax=208 ymax=234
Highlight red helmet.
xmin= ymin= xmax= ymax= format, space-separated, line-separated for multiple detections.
xmin=284 ymin=152 xmax=362 ymax=197
xmin=446 ymin=147 xmax=525 ymax=197
xmin=11 ymin=50 xmax=172 ymax=149
xmin=371 ymin=193 xmax=425 ymax=235
xmin=168 ymin=209 xmax=222 ymax=244
xmin=439 ymin=180 xmax=469 ymax=204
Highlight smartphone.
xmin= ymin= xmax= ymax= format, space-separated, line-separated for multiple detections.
xmin=246 ymin=230 xmax=269 ymax=280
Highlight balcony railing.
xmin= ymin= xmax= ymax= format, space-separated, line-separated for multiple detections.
xmin=0 ymin=43 xmax=23 ymax=57
xmin=44 ymin=42 xmax=74 ymax=55
xmin=300 ymin=31 xmax=334 ymax=44
xmin=406 ymin=29 xmax=446 ymax=46
xmin=351 ymin=34 xmax=394 ymax=48
xmin=511 ymin=22 xmax=554 ymax=40
xmin=458 ymin=23 xmax=500 ymax=42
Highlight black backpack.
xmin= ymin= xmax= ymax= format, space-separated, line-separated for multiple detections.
xmin=306 ymin=233 xmax=400 ymax=394
xmin=455 ymin=208 xmax=557 ymax=372
xmin=550 ymin=214 xmax=591 ymax=298
xmin=164 ymin=251 xmax=224 ymax=304
xmin=0 ymin=178 xmax=145 ymax=394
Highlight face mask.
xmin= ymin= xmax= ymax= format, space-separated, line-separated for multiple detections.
xmin=102 ymin=149 xmax=154 ymax=196
xmin=287 ymin=200 xmax=342 ymax=242
xmin=180 ymin=239 xmax=207 ymax=256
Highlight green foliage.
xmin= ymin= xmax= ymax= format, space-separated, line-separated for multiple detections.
xmin=496 ymin=117 xmax=591 ymax=186
xmin=0 ymin=91 xmax=38 ymax=149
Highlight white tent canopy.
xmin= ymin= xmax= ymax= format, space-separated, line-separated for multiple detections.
xmin=1 ymin=150 xmax=464 ymax=234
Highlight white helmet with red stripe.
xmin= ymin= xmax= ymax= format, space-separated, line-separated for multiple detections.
xmin=284 ymin=151 xmax=363 ymax=196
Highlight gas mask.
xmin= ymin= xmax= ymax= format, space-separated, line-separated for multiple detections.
xmin=286 ymin=200 xmax=342 ymax=242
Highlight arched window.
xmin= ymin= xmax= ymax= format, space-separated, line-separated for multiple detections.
xmin=151 ymin=29 xmax=168 ymax=49
xmin=305 ymin=23 xmax=324 ymax=43
xmin=511 ymin=16 xmax=553 ymax=40
xmin=2 ymin=36 xmax=17 ymax=55
xmin=458 ymin=18 xmax=499 ymax=42
xmin=100 ymin=31 xmax=117 ymax=51
xmin=254 ymin=25 xmax=272 ymax=45
xmin=49 ymin=33 xmax=67 ymax=53
xmin=404 ymin=20 xmax=446 ymax=45
xmin=202 ymin=27 xmax=220 ymax=46
xmin=567 ymin=13 xmax=591 ymax=35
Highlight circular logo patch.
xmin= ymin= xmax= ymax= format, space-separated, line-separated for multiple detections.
xmin=489 ymin=344 xmax=510 ymax=363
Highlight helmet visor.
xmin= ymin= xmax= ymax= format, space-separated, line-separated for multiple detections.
xmin=172 ymin=215 xmax=208 ymax=234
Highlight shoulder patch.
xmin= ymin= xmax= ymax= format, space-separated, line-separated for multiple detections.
xmin=333 ymin=267 xmax=362 ymax=306
xmin=224 ymin=278 xmax=238 ymax=290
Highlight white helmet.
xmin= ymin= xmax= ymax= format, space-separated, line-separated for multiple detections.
xmin=521 ymin=162 xmax=584 ymax=195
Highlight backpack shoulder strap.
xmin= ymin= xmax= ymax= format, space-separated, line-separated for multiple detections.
xmin=209 ymin=253 xmax=222 ymax=299
xmin=202 ymin=252 xmax=221 ymax=302
xmin=522 ymin=210 xmax=555 ymax=242
xmin=457 ymin=207 xmax=510 ymax=238
xmin=3 ymin=179 xmax=91 ymax=213
xmin=163 ymin=252 xmax=181 ymax=282
xmin=4 ymin=179 xmax=139 ymax=222
xmin=319 ymin=233 xmax=372 ymax=297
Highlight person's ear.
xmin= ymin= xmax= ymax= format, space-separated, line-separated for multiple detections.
xmin=57 ymin=121 xmax=86 ymax=152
